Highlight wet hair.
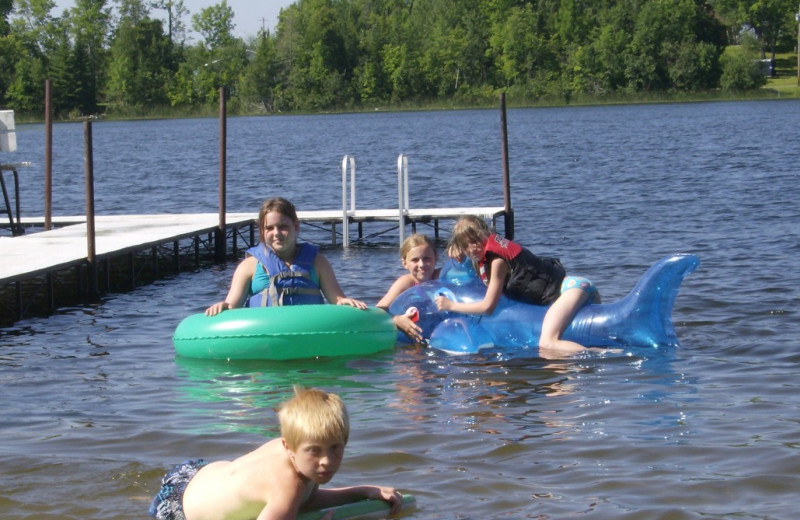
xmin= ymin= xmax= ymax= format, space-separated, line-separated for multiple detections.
xmin=257 ymin=197 xmax=299 ymax=244
xmin=279 ymin=386 xmax=349 ymax=451
xmin=399 ymin=234 xmax=438 ymax=261
xmin=447 ymin=215 xmax=492 ymax=260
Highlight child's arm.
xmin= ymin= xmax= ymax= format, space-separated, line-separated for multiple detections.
xmin=377 ymin=275 xmax=424 ymax=342
xmin=314 ymin=254 xmax=368 ymax=309
xmin=376 ymin=274 xmax=415 ymax=309
xmin=205 ymin=257 xmax=257 ymax=316
xmin=435 ymin=257 xmax=507 ymax=315
xmin=305 ymin=485 xmax=404 ymax=515
xmin=253 ymin=479 xmax=309 ymax=520
xmin=376 ymin=274 xmax=424 ymax=343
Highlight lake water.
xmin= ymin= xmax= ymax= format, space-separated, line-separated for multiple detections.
xmin=2 ymin=100 xmax=799 ymax=519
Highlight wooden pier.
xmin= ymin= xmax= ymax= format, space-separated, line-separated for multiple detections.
xmin=0 ymin=206 xmax=507 ymax=324
xmin=0 ymin=92 xmax=515 ymax=325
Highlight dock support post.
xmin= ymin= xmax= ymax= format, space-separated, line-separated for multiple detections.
xmin=341 ymin=155 xmax=356 ymax=247
xmin=83 ymin=120 xmax=98 ymax=299
xmin=152 ymin=247 xmax=159 ymax=278
xmin=47 ymin=273 xmax=54 ymax=312
xmin=15 ymin=281 xmax=22 ymax=321
xmin=129 ymin=252 xmax=135 ymax=289
xmin=102 ymin=258 xmax=110 ymax=292
xmin=216 ymin=87 xmax=227 ymax=263
xmin=499 ymin=92 xmax=515 ymax=240
xmin=397 ymin=154 xmax=409 ymax=247
xmin=44 ymin=79 xmax=53 ymax=231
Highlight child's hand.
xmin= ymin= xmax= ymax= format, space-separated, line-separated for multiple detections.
xmin=205 ymin=301 xmax=229 ymax=316
xmin=336 ymin=297 xmax=368 ymax=309
xmin=434 ymin=295 xmax=453 ymax=311
xmin=367 ymin=486 xmax=405 ymax=515
xmin=393 ymin=315 xmax=423 ymax=343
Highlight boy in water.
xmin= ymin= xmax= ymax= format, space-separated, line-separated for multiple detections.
xmin=149 ymin=387 xmax=404 ymax=520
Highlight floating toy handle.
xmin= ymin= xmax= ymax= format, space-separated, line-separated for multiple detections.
xmin=435 ymin=288 xmax=457 ymax=301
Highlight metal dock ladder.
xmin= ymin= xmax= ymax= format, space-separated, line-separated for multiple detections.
xmin=1 ymin=110 xmax=27 ymax=236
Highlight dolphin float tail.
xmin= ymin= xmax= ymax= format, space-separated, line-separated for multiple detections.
xmin=568 ymin=254 xmax=701 ymax=348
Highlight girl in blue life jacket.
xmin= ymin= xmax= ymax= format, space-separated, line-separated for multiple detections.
xmin=205 ymin=198 xmax=367 ymax=316
xmin=434 ymin=215 xmax=600 ymax=358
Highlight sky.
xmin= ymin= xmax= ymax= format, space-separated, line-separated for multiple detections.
xmin=52 ymin=0 xmax=296 ymax=40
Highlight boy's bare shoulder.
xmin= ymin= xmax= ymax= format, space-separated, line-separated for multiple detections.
xmin=183 ymin=438 xmax=305 ymax=520
xmin=230 ymin=438 xmax=290 ymax=473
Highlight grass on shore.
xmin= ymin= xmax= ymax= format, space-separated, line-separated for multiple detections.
xmin=766 ymin=52 xmax=800 ymax=96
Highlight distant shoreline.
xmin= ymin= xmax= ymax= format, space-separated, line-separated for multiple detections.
xmin=13 ymin=83 xmax=799 ymax=125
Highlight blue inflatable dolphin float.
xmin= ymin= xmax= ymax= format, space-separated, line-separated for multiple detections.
xmin=388 ymin=254 xmax=700 ymax=355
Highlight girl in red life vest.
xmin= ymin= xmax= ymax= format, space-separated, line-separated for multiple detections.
xmin=435 ymin=216 xmax=600 ymax=358
xmin=377 ymin=234 xmax=441 ymax=343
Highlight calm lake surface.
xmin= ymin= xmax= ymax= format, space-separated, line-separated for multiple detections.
xmin=2 ymin=100 xmax=799 ymax=519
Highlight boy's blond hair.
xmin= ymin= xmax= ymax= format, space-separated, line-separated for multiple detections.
xmin=279 ymin=387 xmax=349 ymax=450
xmin=399 ymin=234 xmax=437 ymax=260
xmin=447 ymin=216 xmax=492 ymax=261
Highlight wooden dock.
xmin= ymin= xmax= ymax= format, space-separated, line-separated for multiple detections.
xmin=0 ymin=206 xmax=507 ymax=324
xmin=0 ymin=95 xmax=515 ymax=325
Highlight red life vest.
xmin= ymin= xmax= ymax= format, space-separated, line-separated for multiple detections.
xmin=479 ymin=234 xmax=565 ymax=306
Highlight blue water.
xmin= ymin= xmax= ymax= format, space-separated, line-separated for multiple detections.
xmin=1 ymin=100 xmax=799 ymax=519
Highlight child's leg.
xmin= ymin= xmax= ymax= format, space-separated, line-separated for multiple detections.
xmin=539 ymin=288 xmax=592 ymax=356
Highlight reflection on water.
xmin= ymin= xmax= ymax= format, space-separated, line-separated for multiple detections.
xmin=173 ymin=354 xmax=397 ymax=436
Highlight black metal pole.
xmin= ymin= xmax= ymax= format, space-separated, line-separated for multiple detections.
xmin=83 ymin=120 xmax=97 ymax=299
xmin=216 ymin=87 xmax=227 ymax=262
xmin=44 ymin=79 xmax=53 ymax=231
xmin=499 ymin=92 xmax=514 ymax=239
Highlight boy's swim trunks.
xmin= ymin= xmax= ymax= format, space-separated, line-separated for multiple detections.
xmin=149 ymin=459 xmax=209 ymax=520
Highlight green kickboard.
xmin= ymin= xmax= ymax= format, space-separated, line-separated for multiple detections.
xmin=296 ymin=494 xmax=416 ymax=520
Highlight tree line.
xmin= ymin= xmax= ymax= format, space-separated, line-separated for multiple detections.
xmin=1 ymin=0 xmax=798 ymax=118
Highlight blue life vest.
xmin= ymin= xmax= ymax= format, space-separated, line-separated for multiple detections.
xmin=246 ymin=243 xmax=325 ymax=306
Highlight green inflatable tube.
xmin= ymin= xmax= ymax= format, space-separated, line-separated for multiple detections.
xmin=173 ymin=305 xmax=397 ymax=360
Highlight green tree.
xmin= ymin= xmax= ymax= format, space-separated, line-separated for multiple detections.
xmin=240 ymin=29 xmax=281 ymax=111
xmin=276 ymin=0 xmax=353 ymax=110
xmin=489 ymin=5 xmax=558 ymax=91
xmin=68 ymin=0 xmax=111 ymax=114
xmin=47 ymin=26 xmax=80 ymax=115
xmin=192 ymin=0 xmax=234 ymax=49
xmin=0 ymin=0 xmax=10 ymax=105
xmin=150 ymin=0 xmax=188 ymax=47
xmin=745 ymin=0 xmax=797 ymax=58
xmin=5 ymin=0 xmax=62 ymax=112
xmin=106 ymin=0 xmax=172 ymax=109
xmin=164 ymin=0 xmax=245 ymax=107
xmin=625 ymin=0 xmax=725 ymax=91
xmin=590 ymin=7 xmax=635 ymax=93
xmin=1 ymin=0 xmax=12 ymax=34
xmin=719 ymin=49 xmax=768 ymax=88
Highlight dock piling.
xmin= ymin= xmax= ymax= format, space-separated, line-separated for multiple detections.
xmin=83 ymin=120 xmax=98 ymax=299
xmin=216 ymin=87 xmax=227 ymax=262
